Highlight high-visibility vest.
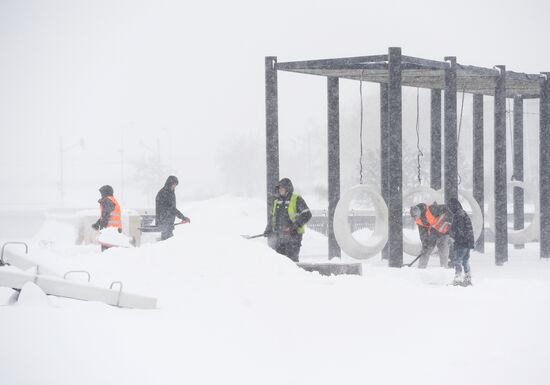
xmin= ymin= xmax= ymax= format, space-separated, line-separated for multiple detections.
xmin=415 ymin=205 xmax=449 ymax=234
xmin=101 ymin=196 xmax=122 ymax=229
xmin=272 ymin=193 xmax=306 ymax=234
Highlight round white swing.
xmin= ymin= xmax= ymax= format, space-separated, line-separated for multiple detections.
xmin=333 ymin=185 xmax=388 ymax=259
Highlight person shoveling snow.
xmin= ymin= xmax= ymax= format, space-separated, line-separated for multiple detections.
xmin=91 ymin=185 xmax=126 ymax=251
xmin=155 ymin=176 xmax=191 ymax=241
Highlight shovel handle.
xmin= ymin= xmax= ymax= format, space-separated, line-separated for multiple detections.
xmin=404 ymin=254 xmax=422 ymax=267
xmin=241 ymin=233 xmax=265 ymax=240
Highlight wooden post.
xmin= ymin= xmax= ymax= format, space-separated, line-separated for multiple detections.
xmin=431 ymin=90 xmax=442 ymax=191
xmin=540 ymin=73 xmax=550 ymax=259
xmin=388 ymin=47 xmax=403 ymax=268
xmin=444 ymin=56 xmax=458 ymax=203
xmin=265 ymin=57 xmax=279 ymax=222
xmin=327 ymin=77 xmax=341 ymax=259
xmin=494 ymin=65 xmax=508 ymax=265
xmin=380 ymin=83 xmax=389 ymax=260
xmin=513 ymin=96 xmax=524 ymax=249
xmin=473 ymin=94 xmax=485 ymax=252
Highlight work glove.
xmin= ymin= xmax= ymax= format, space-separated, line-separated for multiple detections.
xmin=282 ymin=226 xmax=294 ymax=235
xmin=288 ymin=224 xmax=299 ymax=234
xmin=180 ymin=216 xmax=191 ymax=224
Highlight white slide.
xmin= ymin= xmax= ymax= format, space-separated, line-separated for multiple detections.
xmin=0 ymin=268 xmax=157 ymax=309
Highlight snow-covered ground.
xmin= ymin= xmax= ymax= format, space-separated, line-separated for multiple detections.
xmin=1 ymin=195 xmax=549 ymax=385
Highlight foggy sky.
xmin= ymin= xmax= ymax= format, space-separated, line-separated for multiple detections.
xmin=1 ymin=0 xmax=549 ymax=208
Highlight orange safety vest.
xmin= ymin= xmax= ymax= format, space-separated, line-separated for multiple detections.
xmin=100 ymin=196 xmax=122 ymax=229
xmin=415 ymin=205 xmax=450 ymax=234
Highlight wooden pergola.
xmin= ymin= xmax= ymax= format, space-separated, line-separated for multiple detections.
xmin=265 ymin=47 xmax=550 ymax=267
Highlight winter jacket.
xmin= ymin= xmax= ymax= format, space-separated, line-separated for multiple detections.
xmin=414 ymin=203 xmax=450 ymax=233
xmin=265 ymin=178 xmax=312 ymax=237
xmin=156 ymin=176 xmax=187 ymax=228
xmin=448 ymin=198 xmax=475 ymax=249
xmin=99 ymin=196 xmax=121 ymax=228
xmin=94 ymin=185 xmax=121 ymax=230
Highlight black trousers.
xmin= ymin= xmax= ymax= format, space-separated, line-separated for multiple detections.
xmin=160 ymin=228 xmax=174 ymax=241
xmin=273 ymin=234 xmax=303 ymax=262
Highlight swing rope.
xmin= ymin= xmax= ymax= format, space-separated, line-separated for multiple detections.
xmin=359 ymin=69 xmax=365 ymax=184
xmin=415 ymin=88 xmax=423 ymax=184
xmin=457 ymin=88 xmax=466 ymax=186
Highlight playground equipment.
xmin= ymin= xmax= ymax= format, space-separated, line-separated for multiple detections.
xmin=265 ymin=48 xmax=550 ymax=265
xmin=0 ymin=242 xmax=156 ymax=309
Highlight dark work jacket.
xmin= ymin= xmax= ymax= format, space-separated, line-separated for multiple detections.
xmin=98 ymin=196 xmax=115 ymax=229
xmin=415 ymin=203 xmax=449 ymax=227
xmin=415 ymin=202 xmax=449 ymax=246
xmin=156 ymin=184 xmax=185 ymax=228
xmin=449 ymin=209 xmax=475 ymax=249
xmin=265 ymin=194 xmax=312 ymax=236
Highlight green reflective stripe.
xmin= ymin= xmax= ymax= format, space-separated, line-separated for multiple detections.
xmin=289 ymin=193 xmax=305 ymax=234
xmin=271 ymin=193 xmax=305 ymax=234
xmin=271 ymin=199 xmax=278 ymax=230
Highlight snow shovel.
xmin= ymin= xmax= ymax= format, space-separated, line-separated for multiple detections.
xmin=241 ymin=233 xmax=265 ymax=240
xmin=403 ymin=254 xmax=422 ymax=267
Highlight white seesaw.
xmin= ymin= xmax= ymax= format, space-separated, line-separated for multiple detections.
xmin=0 ymin=268 xmax=157 ymax=309
xmin=1 ymin=243 xmax=157 ymax=309
xmin=1 ymin=244 xmax=61 ymax=277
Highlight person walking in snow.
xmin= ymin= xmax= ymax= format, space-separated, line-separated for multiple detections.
xmin=264 ymin=178 xmax=312 ymax=262
xmin=91 ymin=185 xmax=122 ymax=251
xmin=447 ymin=198 xmax=475 ymax=286
xmin=155 ymin=175 xmax=190 ymax=241
xmin=410 ymin=202 xmax=451 ymax=268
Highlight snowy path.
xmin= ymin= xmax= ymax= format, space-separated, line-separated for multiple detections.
xmin=1 ymin=196 xmax=549 ymax=385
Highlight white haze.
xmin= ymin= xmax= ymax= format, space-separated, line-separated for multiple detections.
xmin=0 ymin=0 xmax=549 ymax=209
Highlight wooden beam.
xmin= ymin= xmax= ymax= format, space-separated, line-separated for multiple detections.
xmin=456 ymin=64 xmax=500 ymax=77
xmin=276 ymin=55 xmax=388 ymax=70
xmin=401 ymin=55 xmax=448 ymax=69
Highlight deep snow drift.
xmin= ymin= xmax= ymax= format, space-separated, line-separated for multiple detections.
xmin=1 ymin=195 xmax=549 ymax=385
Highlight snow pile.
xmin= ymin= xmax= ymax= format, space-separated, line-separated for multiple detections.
xmin=0 ymin=195 xmax=549 ymax=385
xmin=16 ymin=282 xmax=54 ymax=307
xmin=32 ymin=219 xmax=78 ymax=248
xmin=97 ymin=227 xmax=133 ymax=248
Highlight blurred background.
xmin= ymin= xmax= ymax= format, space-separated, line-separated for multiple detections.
xmin=1 ymin=0 xmax=548 ymax=213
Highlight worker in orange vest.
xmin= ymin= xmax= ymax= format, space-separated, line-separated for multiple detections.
xmin=92 ymin=185 xmax=122 ymax=251
xmin=410 ymin=202 xmax=451 ymax=268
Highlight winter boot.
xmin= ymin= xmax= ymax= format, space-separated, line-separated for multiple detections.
xmin=452 ymin=272 xmax=463 ymax=286
xmin=463 ymin=273 xmax=472 ymax=286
